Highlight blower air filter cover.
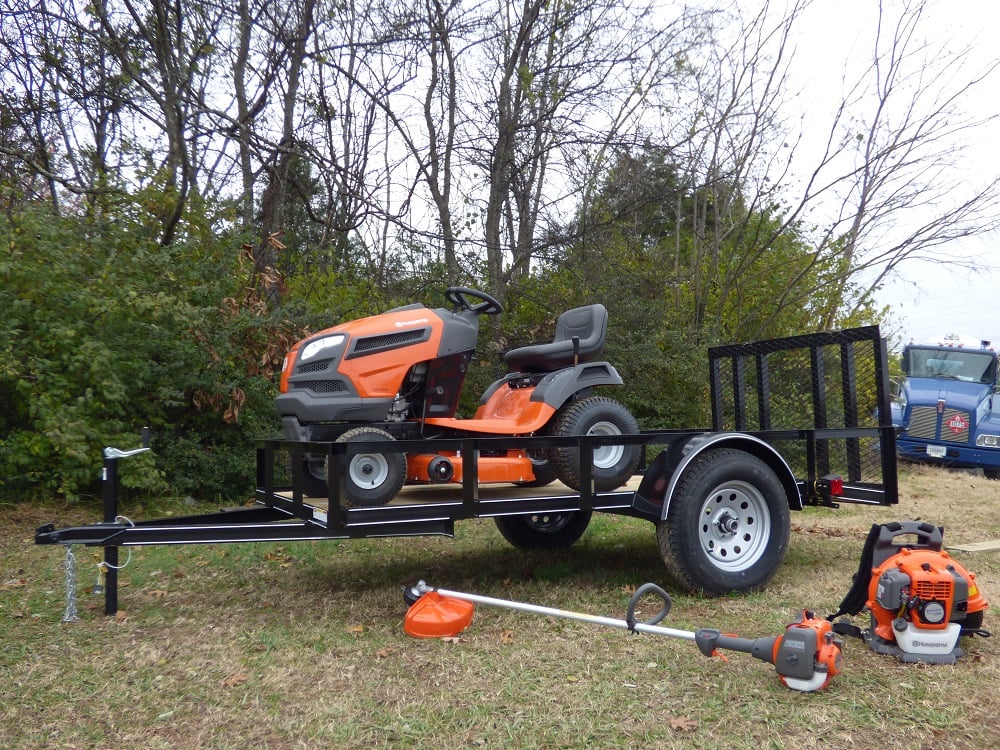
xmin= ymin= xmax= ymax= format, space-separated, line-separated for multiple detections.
xmin=404 ymin=591 xmax=475 ymax=638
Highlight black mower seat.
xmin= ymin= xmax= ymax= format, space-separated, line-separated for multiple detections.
xmin=503 ymin=304 xmax=608 ymax=373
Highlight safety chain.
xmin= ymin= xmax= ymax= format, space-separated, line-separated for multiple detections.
xmin=62 ymin=545 xmax=79 ymax=623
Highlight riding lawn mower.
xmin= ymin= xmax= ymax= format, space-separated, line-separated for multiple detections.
xmin=276 ymin=288 xmax=641 ymax=508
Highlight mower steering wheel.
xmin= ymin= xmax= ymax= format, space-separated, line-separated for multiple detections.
xmin=444 ymin=287 xmax=503 ymax=316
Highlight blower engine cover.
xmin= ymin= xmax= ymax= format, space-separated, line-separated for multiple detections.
xmin=830 ymin=521 xmax=989 ymax=664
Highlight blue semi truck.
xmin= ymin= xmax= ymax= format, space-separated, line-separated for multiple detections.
xmin=893 ymin=334 xmax=1000 ymax=478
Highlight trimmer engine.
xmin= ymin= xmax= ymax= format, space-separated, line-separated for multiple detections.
xmin=830 ymin=521 xmax=989 ymax=664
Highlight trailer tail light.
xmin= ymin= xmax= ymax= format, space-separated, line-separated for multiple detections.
xmin=815 ymin=474 xmax=843 ymax=498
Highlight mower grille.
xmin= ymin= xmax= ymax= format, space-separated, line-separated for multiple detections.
xmin=350 ymin=328 xmax=429 ymax=357
xmin=291 ymin=380 xmax=349 ymax=393
xmin=297 ymin=360 xmax=331 ymax=374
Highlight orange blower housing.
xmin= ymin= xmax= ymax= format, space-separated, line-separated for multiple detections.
xmin=830 ymin=521 xmax=990 ymax=664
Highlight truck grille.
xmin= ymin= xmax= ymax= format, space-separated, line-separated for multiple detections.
xmin=906 ymin=406 xmax=971 ymax=443
xmin=941 ymin=408 xmax=970 ymax=443
xmin=907 ymin=407 xmax=938 ymax=439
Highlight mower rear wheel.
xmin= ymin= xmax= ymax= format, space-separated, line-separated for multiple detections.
xmin=335 ymin=427 xmax=406 ymax=507
xmin=549 ymin=397 xmax=640 ymax=491
xmin=656 ymin=447 xmax=790 ymax=596
xmin=494 ymin=510 xmax=592 ymax=549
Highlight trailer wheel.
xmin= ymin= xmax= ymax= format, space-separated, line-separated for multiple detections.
xmin=335 ymin=427 xmax=406 ymax=507
xmin=656 ymin=448 xmax=790 ymax=596
xmin=494 ymin=510 xmax=592 ymax=549
xmin=549 ymin=396 xmax=640 ymax=491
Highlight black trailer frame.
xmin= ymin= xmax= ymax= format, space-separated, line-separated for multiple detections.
xmin=35 ymin=325 xmax=897 ymax=615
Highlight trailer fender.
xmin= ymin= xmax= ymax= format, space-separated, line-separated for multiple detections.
xmin=633 ymin=432 xmax=801 ymax=521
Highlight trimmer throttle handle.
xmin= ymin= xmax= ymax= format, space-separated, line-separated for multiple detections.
xmin=626 ymin=583 xmax=672 ymax=629
xmin=694 ymin=629 xmax=777 ymax=660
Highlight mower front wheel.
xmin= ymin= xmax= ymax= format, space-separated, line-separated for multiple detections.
xmin=656 ymin=447 xmax=790 ymax=596
xmin=335 ymin=427 xmax=406 ymax=507
xmin=494 ymin=510 xmax=592 ymax=549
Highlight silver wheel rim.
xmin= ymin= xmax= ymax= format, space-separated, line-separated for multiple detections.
xmin=588 ymin=420 xmax=624 ymax=469
xmin=697 ymin=480 xmax=771 ymax=572
xmin=348 ymin=452 xmax=390 ymax=490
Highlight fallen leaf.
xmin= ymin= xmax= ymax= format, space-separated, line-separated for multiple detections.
xmin=114 ymin=611 xmax=129 ymax=623
xmin=148 ymin=589 xmax=169 ymax=598
xmin=376 ymin=647 xmax=394 ymax=659
xmin=348 ymin=624 xmax=365 ymax=633
xmin=223 ymin=673 xmax=249 ymax=688
xmin=1 ymin=578 xmax=26 ymax=590
xmin=500 ymin=630 xmax=515 ymax=644
xmin=670 ymin=716 xmax=698 ymax=732
xmin=442 ymin=636 xmax=463 ymax=644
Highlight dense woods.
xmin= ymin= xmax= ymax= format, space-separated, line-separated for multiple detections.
xmin=1 ymin=0 xmax=996 ymax=500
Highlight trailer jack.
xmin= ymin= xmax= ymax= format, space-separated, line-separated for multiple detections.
xmin=403 ymin=582 xmax=843 ymax=692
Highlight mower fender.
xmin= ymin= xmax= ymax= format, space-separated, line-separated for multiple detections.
xmin=528 ymin=361 xmax=624 ymax=410
xmin=634 ymin=432 xmax=801 ymax=521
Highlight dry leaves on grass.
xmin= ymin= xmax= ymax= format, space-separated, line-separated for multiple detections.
xmin=670 ymin=716 xmax=698 ymax=732
xmin=223 ymin=673 xmax=250 ymax=688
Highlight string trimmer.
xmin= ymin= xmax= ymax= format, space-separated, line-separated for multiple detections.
xmin=403 ymin=581 xmax=843 ymax=692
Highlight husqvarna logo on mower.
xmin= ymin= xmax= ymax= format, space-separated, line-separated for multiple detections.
xmin=947 ymin=414 xmax=968 ymax=434
xmin=394 ymin=318 xmax=429 ymax=328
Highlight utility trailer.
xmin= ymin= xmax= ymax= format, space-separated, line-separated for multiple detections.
xmin=35 ymin=326 xmax=897 ymax=616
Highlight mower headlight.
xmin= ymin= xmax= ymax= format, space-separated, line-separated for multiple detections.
xmin=300 ymin=334 xmax=346 ymax=362
xmin=976 ymin=434 xmax=1000 ymax=448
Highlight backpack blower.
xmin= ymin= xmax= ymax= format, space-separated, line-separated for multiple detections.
xmin=828 ymin=521 xmax=990 ymax=664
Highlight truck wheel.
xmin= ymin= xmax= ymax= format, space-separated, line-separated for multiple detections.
xmin=335 ymin=427 xmax=406 ymax=507
xmin=549 ymin=397 xmax=640 ymax=491
xmin=494 ymin=510 xmax=592 ymax=549
xmin=656 ymin=447 xmax=790 ymax=596
xmin=984 ymin=469 xmax=999 ymax=481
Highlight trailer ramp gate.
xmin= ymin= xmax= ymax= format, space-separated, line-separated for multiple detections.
xmin=34 ymin=325 xmax=897 ymax=615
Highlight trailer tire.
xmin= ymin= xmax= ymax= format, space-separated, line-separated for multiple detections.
xmin=494 ymin=510 xmax=592 ymax=549
xmin=656 ymin=448 xmax=790 ymax=596
xmin=549 ymin=397 xmax=640 ymax=491
xmin=335 ymin=427 xmax=406 ymax=507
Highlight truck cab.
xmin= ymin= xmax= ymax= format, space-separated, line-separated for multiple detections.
xmin=893 ymin=334 xmax=1000 ymax=478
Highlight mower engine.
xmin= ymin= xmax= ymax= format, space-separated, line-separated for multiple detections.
xmin=866 ymin=545 xmax=988 ymax=663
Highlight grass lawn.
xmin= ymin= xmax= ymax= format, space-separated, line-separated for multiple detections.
xmin=2 ymin=462 xmax=999 ymax=749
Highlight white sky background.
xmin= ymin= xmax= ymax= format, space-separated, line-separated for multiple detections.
xmin=784 ymin=0 xmax=1000 ymax=349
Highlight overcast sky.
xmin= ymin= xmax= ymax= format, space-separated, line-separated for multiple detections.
xmin=787 ymin=0 xmax=1000 ymax=350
